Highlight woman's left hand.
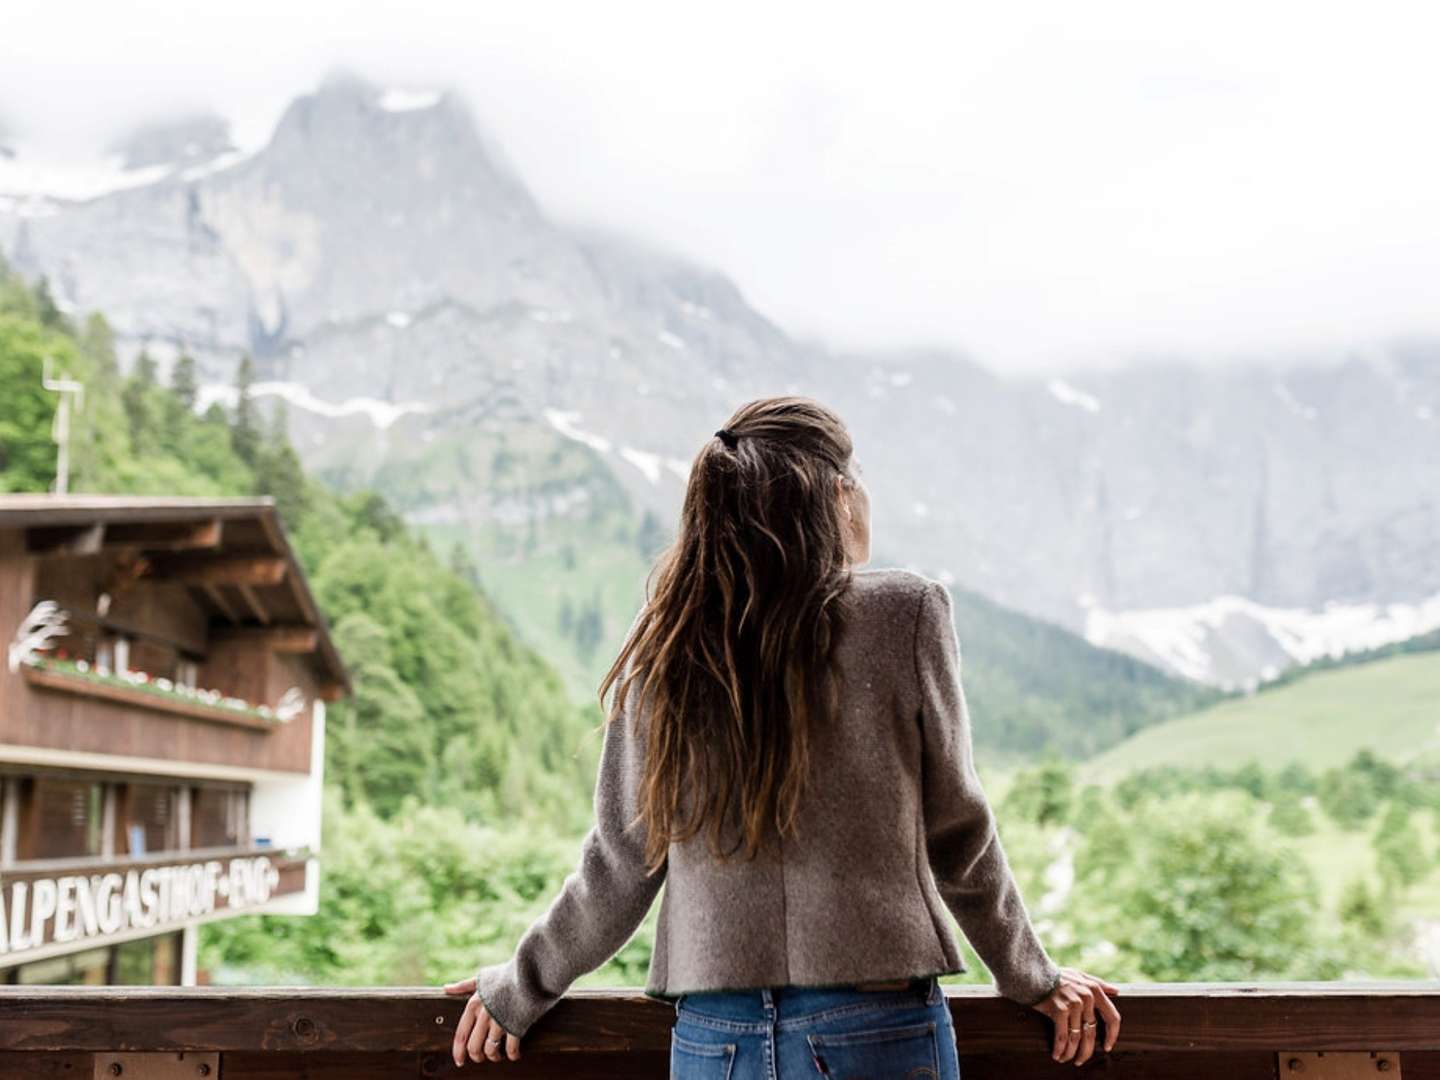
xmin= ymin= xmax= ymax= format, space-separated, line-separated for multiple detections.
xmin=443 ymin=975 xmax=522 ymax=1066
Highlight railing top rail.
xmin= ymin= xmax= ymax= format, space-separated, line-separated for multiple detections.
xmin=0 ymin=982 xmax=1437 ymax=1055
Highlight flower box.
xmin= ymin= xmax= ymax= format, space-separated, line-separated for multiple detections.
xmin=20 ymin=658 xmax=289 ymax=732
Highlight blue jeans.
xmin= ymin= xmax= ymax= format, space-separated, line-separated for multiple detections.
xmin=670 ymin=975 xmax=962 ymax=1079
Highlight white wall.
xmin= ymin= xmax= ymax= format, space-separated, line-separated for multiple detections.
xmin=246 ymin=697 xmax=326 ymax=917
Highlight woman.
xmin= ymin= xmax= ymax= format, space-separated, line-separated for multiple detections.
xmin=445 ymin=395 xmax=1121 ymax=1075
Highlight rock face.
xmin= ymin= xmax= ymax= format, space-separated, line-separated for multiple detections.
xmin=3 ymin=71 xmax=1438 ymax=686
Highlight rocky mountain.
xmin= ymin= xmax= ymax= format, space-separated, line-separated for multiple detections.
xmin=3 ymin=70 xmax=1437 ymax=689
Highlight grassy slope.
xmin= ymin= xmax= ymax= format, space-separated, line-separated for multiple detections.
xmin=463 ymin=530 xmax=652 ymax=706
xmin=1084 ymin=651 xmax=1440 ymax=782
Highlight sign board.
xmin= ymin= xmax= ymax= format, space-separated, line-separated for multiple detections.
xmin=0 ymin=849 xmax=307 ymax=958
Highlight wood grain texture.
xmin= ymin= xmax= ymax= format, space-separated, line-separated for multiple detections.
xmin=21 ymin=665 xmax=285 ymax=732
xmin=220 ymin=1050 xmax=672 ymax=1078
xmin=0 ymin=983 xmax=1434 ymax=1058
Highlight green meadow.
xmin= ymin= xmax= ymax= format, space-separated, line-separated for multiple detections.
xmin=1084 ymin=652 xmax=1440 ymax=781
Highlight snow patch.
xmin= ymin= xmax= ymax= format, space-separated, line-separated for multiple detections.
xmin=385 ymin=311 xmax=412 ymax=329
xmin=1273 ymin=379 xmax=1318 ymax=420
xmin=665 ymin=457 xmax=692 ymax=481
xmin=543 ymin=408 xmax=612 ymax=454
xmin=1418 ymin=404 xmax=1435 ymax=421
xmin=529 ymin=308 xmax=573 ymax=324
xmin=620 ymin=446 xmax=663 ymax=484
xmin=1047 ymin=378 xmax=1101 ymax=413
xmin=657 ymin=330 xmax=685 ymax=350
xmin=890 ymin=371 xmax=913 ymax=387
xmin=680 ymin=300 xmax=713 ymax=320
xmin=1083 ymin=590 xmax=1440 ymax=687
xmin=177 ymin=148 xmax=251 ymax=182
xmin=197 ymin=381 xmax=430 ymax=429
xmin=913 ymin=501 xmax=929 ymax=517
xmin=0 ymin=146 xmax=173 ymax=201
xmin=377 ymin=89 xmax=443 ymax=112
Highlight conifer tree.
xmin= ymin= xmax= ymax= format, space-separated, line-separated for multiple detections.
xmin=253 ymin=400 xmax=308 ymax=528
xmin=79 ymin=313 xmax=119 ymax=384
xmin=230 ymin=354 xmax=260 ymax=466
xmin=121 ymin=348 xmax=158 ymax=455
xmin=33 ymin=275 xmax=67 ymax=331
xmin=170 ymin=352 xmax=198 ymax=412
xmin=133 ymin=347 xmax=158 ymax=386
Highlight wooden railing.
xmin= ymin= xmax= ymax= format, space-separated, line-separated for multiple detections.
xmin=0 ymin=981 xmax=1436 ymax=1078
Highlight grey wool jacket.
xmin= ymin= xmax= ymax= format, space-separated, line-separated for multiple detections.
xmin=474 ymin=567 xmax=1063 ymax=1037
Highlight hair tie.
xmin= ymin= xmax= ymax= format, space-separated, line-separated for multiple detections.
xmin=714 ymin=427 xmax=738 ymax=449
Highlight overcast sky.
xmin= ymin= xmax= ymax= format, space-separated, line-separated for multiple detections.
xmin=4 ymin=1 xmax=1439 ymax=375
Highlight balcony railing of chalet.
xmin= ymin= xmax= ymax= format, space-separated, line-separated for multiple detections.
xmin=0 ymin=982 xmax=1436 ymax=1078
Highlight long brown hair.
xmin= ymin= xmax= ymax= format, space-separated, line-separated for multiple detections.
xmin=597 ymin=395 xmax=860 ymax=875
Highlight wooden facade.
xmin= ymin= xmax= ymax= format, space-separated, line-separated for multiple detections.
xmin=0 ymin=983 xmax=1434 ymax=1078
xmin=0 ymin=496 xmax=348 ymax=985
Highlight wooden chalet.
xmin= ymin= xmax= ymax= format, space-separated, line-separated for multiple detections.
xmin=0 ymin=495 xmax=349 ymax=986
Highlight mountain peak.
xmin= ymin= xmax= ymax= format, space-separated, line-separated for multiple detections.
xmin=265 ymin=71 xmax=538 ymax=220
xmin=310 ymin=68 xmax=448 ymax=115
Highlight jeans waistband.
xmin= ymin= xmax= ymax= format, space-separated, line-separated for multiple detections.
xmin=674 ymin=976 xmax=941 ymax=1031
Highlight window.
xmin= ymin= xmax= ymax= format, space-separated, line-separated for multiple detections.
xmin=120 ymin=782 xmax=179 ymax=856
xmin=18 ymin=776 xmax=104 ymax=861
xmin=1 ymin=932 xmax=184 ymax=986
xmin=190 ymin=785 xmax=249 ymax=849
xmin=9 ymin=946 xmax=110 ymax=986
xmin=113 ymin=931 xmax=182 ymax=985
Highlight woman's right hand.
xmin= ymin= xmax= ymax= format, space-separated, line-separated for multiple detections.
xmin=1030 ymin=966 xmax=1121 ymax=1066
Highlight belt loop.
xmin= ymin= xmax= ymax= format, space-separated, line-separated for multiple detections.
xmin=762 ymin=987 xmax=775 ymax=1012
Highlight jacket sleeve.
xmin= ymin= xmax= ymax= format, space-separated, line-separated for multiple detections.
xmin=473 ymin=648 xmax=666 ymax=1037
xmin=913 ymin=579 xmax=1062 ymax=1007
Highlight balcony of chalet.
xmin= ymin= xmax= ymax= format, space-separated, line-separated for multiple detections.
xmin=0 ymin=982 xmax=1435 ymax=1078
xmin=0 ymin=496 xmax=348 ymax=753
xmin=0 ymin=496 xmax=350 ymax=984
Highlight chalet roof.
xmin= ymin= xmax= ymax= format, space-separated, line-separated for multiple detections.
xmin=0 ymin=495 xmax=350 ymax=698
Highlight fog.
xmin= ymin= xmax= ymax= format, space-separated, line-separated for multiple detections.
xmin=4 ymin=0 xmax=1439 ymax=374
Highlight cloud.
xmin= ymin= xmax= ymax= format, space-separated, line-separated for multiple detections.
xmin=3 ymin=0 xmax=1439 ymax=373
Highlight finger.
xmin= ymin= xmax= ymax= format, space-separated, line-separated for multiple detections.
xmin=1096 ymin=992 xmax=1122 ymax=1052
xmin=1061 ymin=1001 xmax=1082 ymax=1062
xmin=1060 ymin=989 xmax=1091 ymax=1062
xmin=483 ymin=1016 xmax=507 ymax=1062
xmin=453 ymin=996 xmax=478 ymax=1067
xmin=1074 ymin=992 xmax=1098 ymax=1065
xmin=505 ymin=1032 xmax=522 ymax=1061
xmin=1052 ymin=995 xmax=1078 ymax=1062
xmin=444 ymin=976 xmax=477 ymax=995
xmin=466 ymin=1003 xmax=492 ymax=1063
